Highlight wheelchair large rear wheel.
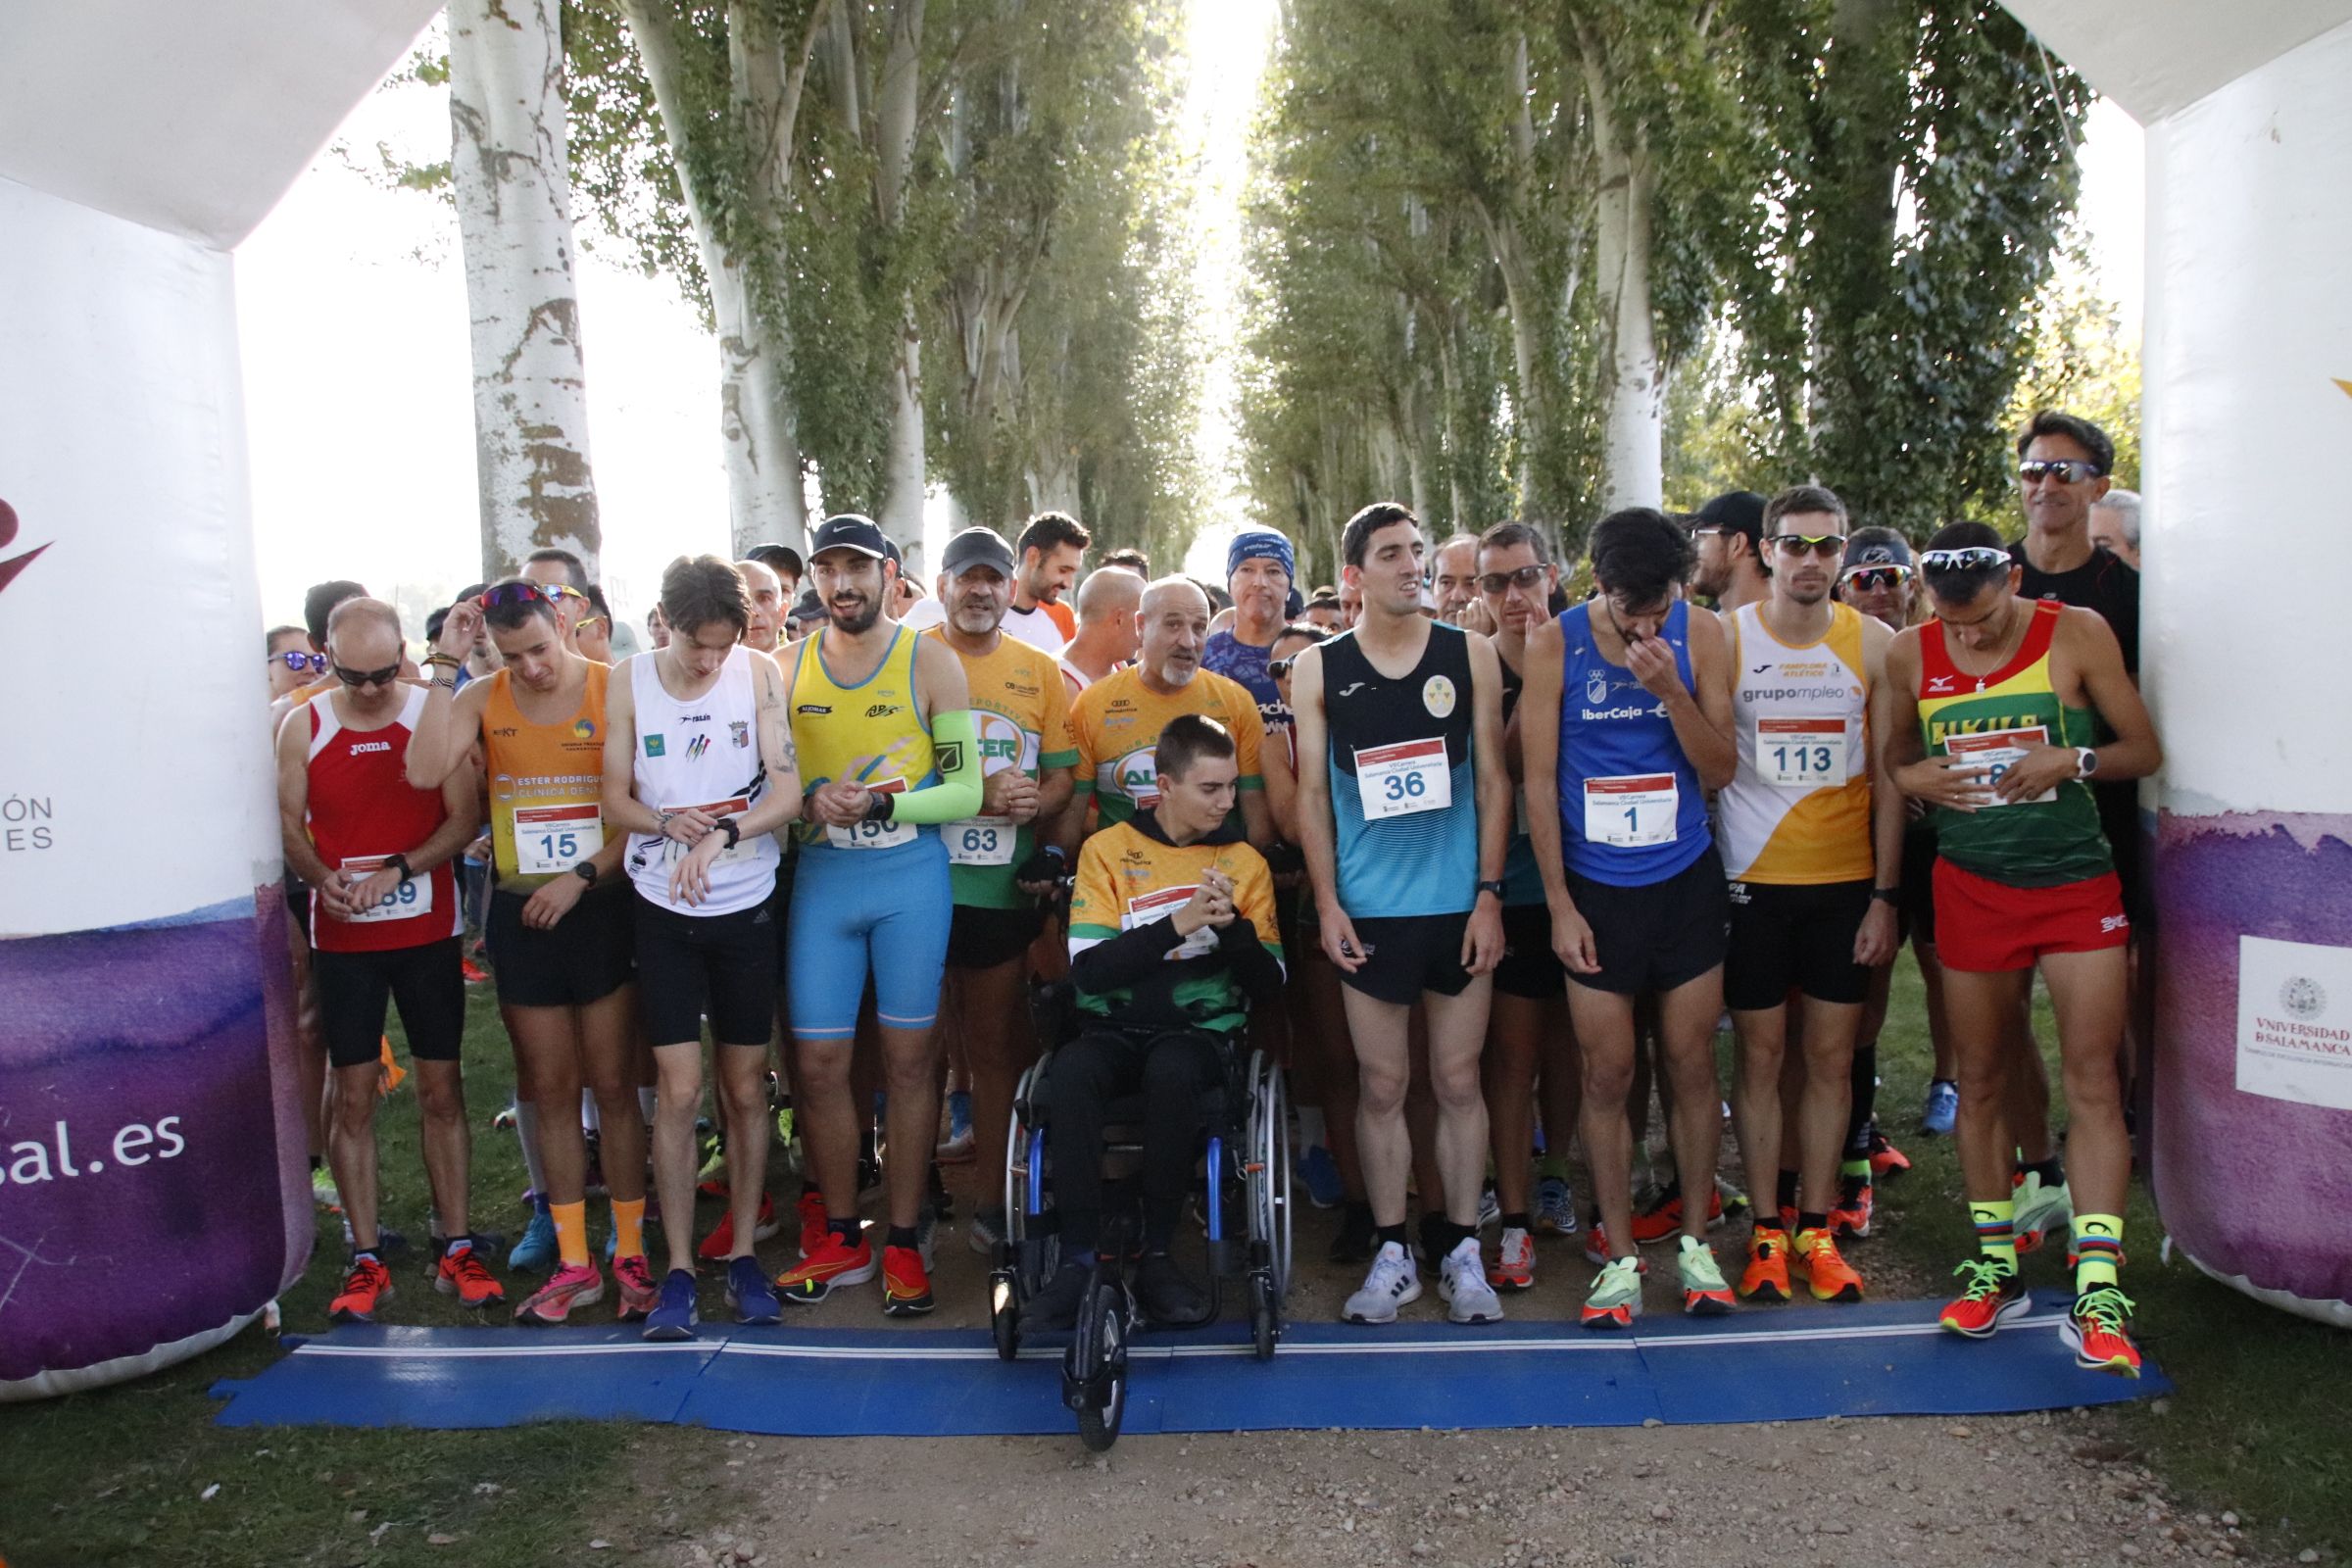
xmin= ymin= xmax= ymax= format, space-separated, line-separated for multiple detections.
xmin=1247 ymin=1051 xmax=1295 ymax=1300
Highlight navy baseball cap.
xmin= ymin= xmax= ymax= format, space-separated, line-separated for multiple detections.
xmin=808 ymin=514 xmax=890 ymax=562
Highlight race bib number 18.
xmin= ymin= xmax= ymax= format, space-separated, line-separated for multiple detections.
xmin=1942 ymin=727 xmax=2056 ymax=807
xmin=1583 ymin=773 xmax=1679 ymax=848
xmin=340 ymin=855 xmax=432 ymax=922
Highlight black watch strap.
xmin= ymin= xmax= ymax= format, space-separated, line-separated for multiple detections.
xmin=1870 ymin=886 xmax=1899 ymax=904
xmin=571 ymin=859 xmax=599 ymax=886
xmin=1477 ymin=879 xmax=1506 ymax=900
xmin=716 ymin=816 xmax=742 ymax=849
xmin=387 ymin=853 xmax=414 ymax=882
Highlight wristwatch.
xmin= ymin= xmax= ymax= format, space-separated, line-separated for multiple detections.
xmin=1476 ymin=879 xmax=1506 ymax=901
xmin=2076 ymin=747 xmax=2100 ymax=778
xmin=715 ymin=816 xmax=742 ymax=850
xmin=385 ymin=853 xmax=414 ymax=882
xmin=1870 ymin=887 xmax=1900 ymax=905
xmin=571 ymin=860 xmax=599 ymax=887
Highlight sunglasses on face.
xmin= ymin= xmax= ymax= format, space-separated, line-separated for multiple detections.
xmin=575 ymin=614 xmax=610 ymax=635
xmin=333 ymin=662 xmax=402 ymax=689
xmin=477 ymin=582 xmax=554 ymax=611
xmin=1771 ymin=533 xmax=1846 ymax=559
xmin=1478 ymin=564 xmax=1549 ymax=595
xmin=274 ymin=650 xmax=327 ymax=673
xmin=1919 ymin=547 xmax=2014 ymax=576
xmin=2018 ymin=459 xmax=2102 ymax=485
xmin=1839 ymin=565 xmax=1913 ymax=593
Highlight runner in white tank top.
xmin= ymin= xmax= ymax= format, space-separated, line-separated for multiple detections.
xmin=622 ymin=644 xmax=780 ymax=915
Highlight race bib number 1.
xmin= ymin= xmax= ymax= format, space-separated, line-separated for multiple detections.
xmin=1354 ymin=737 xmax=1451 ymax=820
xmin=1123 ymin=884 xmax=1218 ymax=959
xmin=340 ymin=855 xmax=432 ymax=923
xmin=947 ymin=815 xmax=1016 ymax=866
xmin=514 ymin=803 xmax=604 ymax=876
xmin=1583 ymin=773 xmax=1680 ymax=848
xmin=1755 ymin=716 xmax=1848 ymax=790
xmin=1943 ymin=727 xmax=2056 ymax=807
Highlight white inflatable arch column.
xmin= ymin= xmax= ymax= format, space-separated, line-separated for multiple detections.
xmin=2003 ymin=1 xmax=2352 ymax=1327
xmin=0 ymin=0 xmax=441 ymax=1398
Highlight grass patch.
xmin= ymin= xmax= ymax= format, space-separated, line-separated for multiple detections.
xmin=1862 ymin=956 xmax=2352 ymax=1559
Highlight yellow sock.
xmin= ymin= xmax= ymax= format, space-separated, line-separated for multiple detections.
xmin=2073 ymin=1213 xmax=2124 ymax=1294
xmin=551 ymin=1200 xmax=590 ymax=1270
xmin=1969 ymin=1199 xmax=2017 ymax=1271
xmin=611 ymin=1198 xmax=647 ymax=1261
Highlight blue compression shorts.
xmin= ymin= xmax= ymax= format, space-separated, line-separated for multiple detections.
xmin=786 ymin=834 xmax=951 ymax=1039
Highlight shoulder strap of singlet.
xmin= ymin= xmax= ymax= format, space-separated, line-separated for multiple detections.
xmin=307 ymin=692 xmax=338 ymax=759
xmin=1921 ymin=597 xmax=2061 ymax=688
xmin=396 ymin=683 xmax=427 ymax=729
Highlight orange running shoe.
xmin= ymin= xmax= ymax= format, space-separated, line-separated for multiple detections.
xmin=1739 ymin=1231 xmax=1791 ymax=1302
xmin=698 ymin=1192 xmax=780 ymax=1262
xmin=433 ymin=1241 xmax=506 ymax=1308
xmin=1938 ymin=1258 xmax=2029 ymax=1338
xmin=2060 ymin=1287 xmax=2141 ymax=1379
xmin=1866 ymin=1129 xmax=1910 ymax=1178
xmin=1830 ymin=1184 xmax=1873 ymax=1240
xmin=612 ymin=1253 xmax=660 ymax=1322
xmin=796 ymin=1189 xmax=828 ymax=1258
xmin=329 ymin=1255 xmax=395 ymax=1324
xmin=1488 ymin=1226 xmax=1536 ymax=1292
xmin=515 ymin=1262 xmax=605 ymax=1325
xmin=882 ymin=1244 xmax=935 ymax=1316
xmin=1793 ymin=1227 xmax=1864 ymax=1303
xmin=1630 ymin=1185 xmax=1725 ymax=1245
xmin=777 ymin=1228 xmax=876 ymax=1304
xmin=1582 ymin=1221 xmax=1614 ymax=1268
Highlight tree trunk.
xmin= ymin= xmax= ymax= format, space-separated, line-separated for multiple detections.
xmin=1585 ymin=61 xmax=1662 ymax=510
xmin=872 ymin=0 xmax=927 ymax=570
xmin=448 ymin=0 xmax=600 ymax=581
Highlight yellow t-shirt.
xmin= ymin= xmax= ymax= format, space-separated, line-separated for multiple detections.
xmin=1068 ymin=666 xmax=1265 ymax=829
xmin=1067 ymin=819 xmax=1282 ymax=1036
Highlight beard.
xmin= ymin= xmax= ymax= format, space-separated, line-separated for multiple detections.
xmin=828 ymin=596 xmax=882 ymax=634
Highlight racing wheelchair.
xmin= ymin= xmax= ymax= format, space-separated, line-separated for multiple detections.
xmin=987 ymin=983 xmax=1294 ymax=1450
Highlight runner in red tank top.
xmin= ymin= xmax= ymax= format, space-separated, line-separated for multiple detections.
xmin=275 ymin=597 xmax=491 ymax=1325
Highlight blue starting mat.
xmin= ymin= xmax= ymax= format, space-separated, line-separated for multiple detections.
xmin=211 ymin=1297 xmax=2165 ymax=1436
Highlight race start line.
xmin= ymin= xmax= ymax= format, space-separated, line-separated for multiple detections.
xmin=210 ymin=1298 xmax=2165 ymax=1436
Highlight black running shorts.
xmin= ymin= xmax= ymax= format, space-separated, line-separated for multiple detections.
xmin=1339 ymin=910 xmax=1476 ymax=1005
xmin=1493 ymin=903 xmax=1566 ymax=1001
xmin=1723 ymin=878 xmax=1873 ymax=1010
xmin=946 ymin=901 xmax=1045 ymax=972
xmin=313 ymin=938 xmax=466 ymax=1069
xmin=1562 ymin=845 xmax=1729 ymax=998
xmin=488 ymin=885 xmax=635 ymax=1009
xmin=633 ymin=894 xmax=779 ymax=1048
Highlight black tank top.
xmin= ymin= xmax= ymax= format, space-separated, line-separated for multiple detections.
xmin=1322 ymin=622 xmax=1476 ymax=776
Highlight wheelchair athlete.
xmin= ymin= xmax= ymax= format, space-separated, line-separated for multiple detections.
xmin=1021 ymin=712 xmax=1286 ymax=1331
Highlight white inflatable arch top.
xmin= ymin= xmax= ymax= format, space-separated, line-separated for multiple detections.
xmin=0 ymin=0 xmax=442 ymax=1399
xmin=2003 ymin=0 xmax=2352 ymax=1326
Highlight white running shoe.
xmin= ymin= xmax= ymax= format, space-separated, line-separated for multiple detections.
xmin=1440 ymin=1237 xmax=1504 ymax=1324
xmin=1341 ymin=1240 xmax=1422 ymax=1325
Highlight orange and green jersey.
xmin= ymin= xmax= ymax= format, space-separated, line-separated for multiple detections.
xmin=483 ymin=661 xmax=612 ymax=890
xmin=921 ymin=627 xmax=1077 ymax=908
xmin=1067 ymin=818 xmax=1282 ymax=1036
xmin=1917 ymin=598 xmax=2109 ymax=888
xmin=1068 ymin=665 xmax=1265 ymax=831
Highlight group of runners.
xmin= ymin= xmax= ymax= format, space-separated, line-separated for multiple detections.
xmin=272 ymin=408 xmax=2159 ymax=1376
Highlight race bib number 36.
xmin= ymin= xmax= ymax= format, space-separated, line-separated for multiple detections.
xmin=1943 ymin=727 xmax=2056 ymax=807
xmin=1755 ymin=716 xmax=1848 ymax=790
xmin=947 ymin=815 xmax=1015 ymax=865
xmin=514 ymin=803 xmax=604 ymax=876
xmin=1354 ymin=737 xmax=1451 ymax=820
xmin=1584 ymin=773 xmax=1679 ymax=848
xmin=340 ymin=855 xmax=432 ymax=922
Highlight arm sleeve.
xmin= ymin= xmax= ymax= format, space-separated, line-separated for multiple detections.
xmin=1071 ymin=916 xmax=1191 ymax=994
xmin=886 ymin=708 xmax=985 ymax=825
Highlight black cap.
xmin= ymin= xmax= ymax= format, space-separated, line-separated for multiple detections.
xmin=788 ymin=586 xmax=824 ymax=624
xmin=1696 ymin=491 xmax=1766 ymax=545
xmin=747 ymin=543 xmax=803 ymax=578
xmin=1841 ymin=532 xmax=1915 ymax=572
xmin=808 ymin=514 xmax=890 ymax=563
xmin=941 ymin=526 xmax=1016 ymax=578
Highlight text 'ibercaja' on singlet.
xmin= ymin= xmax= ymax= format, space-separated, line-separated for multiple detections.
xmin=1917 ymin=597 xmax=2110 ymax=889
xmin=789 ymin=623 xmax=939 ymax=855
xmin=484 ymin=660 xmax=611 ymax=891
xmin=1322 ymin=621 xmax=1477 ymax=917
xmin=1554 ymin=600 xmax=1713 ymax=888
xmin=624 ymin=644 xmax=779 ymax=915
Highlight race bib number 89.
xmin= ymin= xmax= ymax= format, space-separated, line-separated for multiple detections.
xmin=340 ymin=855 xmax=432 ymax=922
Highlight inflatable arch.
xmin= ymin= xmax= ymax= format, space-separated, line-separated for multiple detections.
xmin=2 ymin=0 xmax=2346 ymax=1400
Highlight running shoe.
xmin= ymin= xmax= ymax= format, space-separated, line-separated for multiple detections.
xmin=882 ymin=1244 xmax=936 ymax=1316
xmin=698 ymin=1192 xmax=780 ymax=1262
xmin=1328 ymin=1203 xmax=1375 ymax=1265
xmin=967 ymin=1205 xmax=1007 ymax=1257
xmin=1631 ymin=1184 xmax=1724 ymax=1245
xmin=1739 ymin=1232 xmax=1791 ymax=1302
xmin=516 ymin=1261 xmax=605 ymax=1325
xmin=1582 ymin=1221 xmax=1615 ymax=1269
xmin=507 ymin=1206 xmax=559 ymax=1274
xmin=726 ymin=1254 xmax=782 ymax=1325
xmin=1921 ymin=1079 xmax=1959 ymax=1135
xmin=934 ymin=1090 xmax=974 ymax=1162
xmin=1581 ymin=1255 xmax=1643 ymax=1330
xmin=1792 ymin=1227 xmax=1864 ymax=1303
xmin=643 ymin=1267 xmax=700 ymax=1341
xmin=1938 ymin=1258 xmax=2029 ymax=1338
xmin=797 ymin=1190 xmax=828 ymax=1257
xmin=493 ymin=1102 xmax=518 ymax=1132
xmin=433 ymin=1241 xmax=505 ymax=1308
xmin=1440 ymin=1237 xmax=1504 ymax=1324
xmin=311 ymin=1165 xmax=340 ymax=1211
xmin=2012 ymin=1172 xmax=2072 ymax=1255
xmin=1866 ymin=1127 xmax=1910 ymax=1178
xmin=1489 ymin=1226 xmax=1536 ymax=1292
xmin=1298 ymin=1145 xmax=1346 ymax=1209
xmin=329 ymin=1255 xmax=394 ymax=1324
xmin=1831 ymin=1183 xmax=1874 ymax=1240
xmin=1677 ymin=1235 xmax=1735 ymax=1316
xmin=612 ymin=1253 xmax=659 ymax=1322
xmin=461 ymin=956 xmax=491 ymax=986
xmin=1533 ymin=1175 xmax=1578 ymax=1237
xmin=777 ymin=1229 xmax=877 ymax=1303
xmin=1475 ymin=1182 xmax=1501 ymax=1231
xmin=2061 ymin=1286 xmax=2141 ymax=1379
xmin=1341 ymin=1241 xmax=1422 ymax=1325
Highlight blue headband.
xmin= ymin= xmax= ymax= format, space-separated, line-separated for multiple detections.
xmin=1228 ymin=529 xmax=1296 ymax=584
